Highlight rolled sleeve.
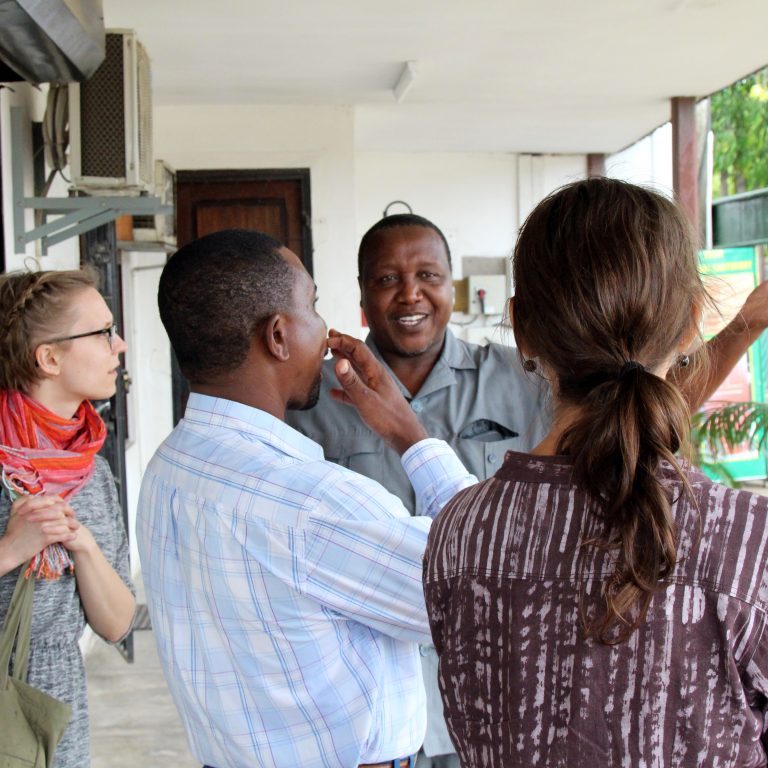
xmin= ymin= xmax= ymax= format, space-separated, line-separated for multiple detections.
xmin=402 ymin=438 xmax=477 ymax=519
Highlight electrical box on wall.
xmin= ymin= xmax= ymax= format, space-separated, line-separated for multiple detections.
xmin=452 ymin=279 xmax=469 ymax=312
xmin=467 ymin=274 xmax=507 ymax=315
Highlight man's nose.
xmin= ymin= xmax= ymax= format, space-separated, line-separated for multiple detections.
xmin=397 ymin=277 xmax=421 ymax=302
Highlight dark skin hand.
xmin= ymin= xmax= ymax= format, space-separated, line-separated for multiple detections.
xmin=327 ymin=329 xmax=428 ymax=455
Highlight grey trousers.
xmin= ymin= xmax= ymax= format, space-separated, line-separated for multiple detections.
xmin=415 ymin=751 xmax=460 ymax=768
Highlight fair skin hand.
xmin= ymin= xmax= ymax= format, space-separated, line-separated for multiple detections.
xmin=0 ymin=495 xmax=78 ymax=575
xmin=326 ymin=329 xmax=428 ymax=454
xmin=676 ymin=281 xmax=768 ymax=408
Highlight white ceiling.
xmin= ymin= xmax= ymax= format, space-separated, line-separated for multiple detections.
xmin=103 ymin=0 xmax=768 ymax=154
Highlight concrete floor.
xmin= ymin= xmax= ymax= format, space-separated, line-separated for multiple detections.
xmin=85 ymin=592 xmax=198 ymax=767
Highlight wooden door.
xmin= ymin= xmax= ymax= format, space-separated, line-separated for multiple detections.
xmin=175 ymin=169 xmax=312 ymax=272
xmin=172 ymin=169 xmax=313 ymax=422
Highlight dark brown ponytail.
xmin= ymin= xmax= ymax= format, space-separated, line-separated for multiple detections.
xmin=512 ymin=178 xmax=708 ymax=644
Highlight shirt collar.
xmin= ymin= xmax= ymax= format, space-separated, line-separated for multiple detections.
xmin=440 ymin=328 xmax=479 ymax=370
xmin=183 ymin=392 xmax=325 ymax=462
xmin=365 ymin=328 xmax=477 ymax=399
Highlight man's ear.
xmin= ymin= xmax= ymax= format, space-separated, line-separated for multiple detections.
xmin=34 ymin=343 xmax=62 ymax=377
xmin=263 ymin=313 xmax=291 ymax=362
xmin=357 ymin=275 xmax=362 ymax=307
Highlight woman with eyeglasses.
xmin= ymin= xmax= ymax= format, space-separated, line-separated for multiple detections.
xmin=0 ymin=270 xmax=136 ymax=768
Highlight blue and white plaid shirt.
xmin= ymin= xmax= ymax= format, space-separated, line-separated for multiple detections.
xmin=137 ymin=394 xmax=475 ymax=768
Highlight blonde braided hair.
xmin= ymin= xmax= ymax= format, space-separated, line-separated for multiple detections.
xmin=0 ymin=270 xmax=96 ymax=393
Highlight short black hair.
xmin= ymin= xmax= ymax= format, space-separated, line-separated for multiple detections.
xmin=357 ymin=213 xmax=452 ymax=278
xmin=158 ymin=229 xmax=292 ymax=383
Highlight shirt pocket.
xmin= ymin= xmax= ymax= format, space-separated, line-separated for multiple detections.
xmin=321 ymin=433 xmax=383 ymax=475
xmin=457 ymin=418 xmax=521 ymax=479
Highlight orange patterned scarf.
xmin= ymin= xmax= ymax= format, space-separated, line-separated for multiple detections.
xmin=0 ymin=391 xmax=107 ymax=578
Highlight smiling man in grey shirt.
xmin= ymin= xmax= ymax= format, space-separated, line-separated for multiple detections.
xmin=289 ymin=215 xmax=549 ymax=517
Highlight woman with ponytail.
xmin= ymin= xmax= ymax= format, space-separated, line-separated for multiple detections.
xmin=423 ymin=178 xmax=768 ymax=767
xmin=0 ymin=271 xmax=136 ymax=767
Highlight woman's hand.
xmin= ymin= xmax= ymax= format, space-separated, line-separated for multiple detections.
xmin=61 ymin=517 xmax=97 ymax=555
xmin=0 ymin=494 xmax=77 ymax=576
xmin=59 ymin=514 xmax=136 ymax=644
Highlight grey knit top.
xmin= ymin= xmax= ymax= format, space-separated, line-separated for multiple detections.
xmin=0 ymin=456 xmax=134 ymax=768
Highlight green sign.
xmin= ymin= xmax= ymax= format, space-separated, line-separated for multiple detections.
xmin=698 ymin=246 xmax=766 ymax=481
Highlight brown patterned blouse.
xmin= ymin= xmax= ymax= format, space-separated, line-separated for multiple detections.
xmin=423 ymin=451 xmax=768 ymax=768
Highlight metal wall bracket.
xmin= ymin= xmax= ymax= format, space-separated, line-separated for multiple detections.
xmin=10 ymin=106 xmax=172 ymax=255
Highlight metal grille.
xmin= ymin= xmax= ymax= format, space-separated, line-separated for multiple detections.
xmin=80 ymin=33 xmax=127 ymax=178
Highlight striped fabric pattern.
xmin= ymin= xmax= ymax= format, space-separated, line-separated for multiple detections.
xmin=137 ymin=393 xmax=475 ymax=768
xmin=0 ymin=391 xmax=106 ymax=498
xmin=424 ymin=450 xmax=768 ymax=768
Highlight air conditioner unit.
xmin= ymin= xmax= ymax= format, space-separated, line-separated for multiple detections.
xmin=132 ymin=159 xmax=176 ymax=245
xmin=68 ymin=29 xmax=153 ymax=193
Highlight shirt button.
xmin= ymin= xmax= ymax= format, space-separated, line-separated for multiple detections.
xmin=411 ymin=400 xmax=424 ymax=413
xmin=487 ymin=453 xmax=497 ymax=464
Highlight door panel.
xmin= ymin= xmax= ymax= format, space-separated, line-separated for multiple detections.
xmin=176 ymin=170 xmax=312 ymax=272
xmin=194 ymin=199 xmax=286 ymax=239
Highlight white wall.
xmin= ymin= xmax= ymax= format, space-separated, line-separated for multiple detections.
xmin=0 ymin=84 xmax=80 ymax=272
xmin=606 ymin=122 xmax=674 ymax=196
xmin=355 ymin=152 xmax=519 ymax=279
xmin=516 ymin=153 xmax=587 ymax=229
xmin=154 ymin=104 xmax=359 ymax=336
xmin=154 ymin=116 xmax=591 ymax=341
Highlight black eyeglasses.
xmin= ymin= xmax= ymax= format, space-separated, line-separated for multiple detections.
xmin=44 ymin=324 xmax=118 ymax=350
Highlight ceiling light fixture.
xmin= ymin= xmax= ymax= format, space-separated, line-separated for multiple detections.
xmin=393 ymin=61 xmax=417 ymax=103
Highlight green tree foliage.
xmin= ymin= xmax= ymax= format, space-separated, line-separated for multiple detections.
xmin=691 ymin=401 xmax=768 ymax=486
xmin=711 ymin=67 xmax=768 ymax=198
